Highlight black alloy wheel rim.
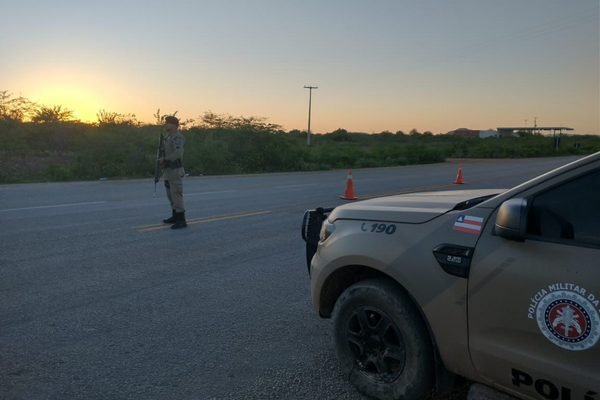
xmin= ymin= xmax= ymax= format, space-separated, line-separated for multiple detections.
xmin=344 ymin=306 xmax=406 ymax=383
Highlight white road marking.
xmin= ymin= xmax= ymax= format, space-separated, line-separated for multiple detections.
xmin=0 ymin=201 xmax=107 ymax=212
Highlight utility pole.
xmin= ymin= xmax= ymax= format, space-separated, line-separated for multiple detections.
xmin=534 ymin=117 xmax=537 ymax=135
xmin=304 ymin=85 xmax=318 ymax=146
xmin=555 ymin=124 xmax=563 ymax=152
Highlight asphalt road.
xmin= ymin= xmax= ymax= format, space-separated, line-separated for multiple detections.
xmin=0 ymin=156 xmax=582 ymax=400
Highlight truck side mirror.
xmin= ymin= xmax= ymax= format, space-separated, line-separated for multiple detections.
xmin=494 ymin=198 xmax=528 ymax=242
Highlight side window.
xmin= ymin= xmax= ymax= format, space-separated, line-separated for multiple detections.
xmin=526 ymin=170 xmax=600 ymax=247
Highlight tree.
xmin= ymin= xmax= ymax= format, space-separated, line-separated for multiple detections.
xmin=329 ymin=128 xmax=351 ymax=142
xmin=198 ymin=111 xmax=227 ymax=129
xmin=32 ymin=105 xmax=76 ymax=124
xmin=377 ymin=130 xmax=395 ymax=141
xmin=197 ymin=111 xmax=281 ymax=133
xmin=287 ymin=129 xmax=305 ymax=139
xmin=0 ymin=91 xmax=37 ymax=122
xmin=96 ymin=109 xmax=138 ymax=127
xmin=153 ymin=109 xmax=178 ymax=125
xmin=409 ymin=128 xmax=421 ymax=136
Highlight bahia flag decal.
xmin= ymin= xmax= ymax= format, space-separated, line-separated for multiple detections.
xmin=453 ymin=215 xmax=484 ymax=234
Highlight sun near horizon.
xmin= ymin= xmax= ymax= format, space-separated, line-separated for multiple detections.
xmin=28 ymin=86 xmax=103 ymax=123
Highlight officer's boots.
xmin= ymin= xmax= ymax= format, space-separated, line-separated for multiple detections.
xmin=163 ymin=209 xmax=178 ymax=224
xmin=171 ymin=212 xmax=188 ymax=229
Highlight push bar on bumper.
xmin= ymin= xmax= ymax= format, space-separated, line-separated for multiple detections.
xmin=301 ymin=207 xmax=335 ymax=275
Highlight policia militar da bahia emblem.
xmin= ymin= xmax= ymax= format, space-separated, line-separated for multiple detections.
xmin=528 ymin=283 xmax=600 ymax=351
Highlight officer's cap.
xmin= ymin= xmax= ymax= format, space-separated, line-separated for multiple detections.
xmin=165 ymin=116 xmax=179 ymax=126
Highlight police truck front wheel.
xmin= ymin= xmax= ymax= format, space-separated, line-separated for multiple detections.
xmin=332 ymin=278 xmax=434 ymax=400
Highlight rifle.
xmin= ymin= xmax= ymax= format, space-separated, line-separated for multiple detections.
xmin=154 ymin=131 xmax=165 ymax=198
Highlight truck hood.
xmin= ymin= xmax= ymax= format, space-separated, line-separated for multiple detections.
xmin=329 ymin=189 xmax=504 ymax=224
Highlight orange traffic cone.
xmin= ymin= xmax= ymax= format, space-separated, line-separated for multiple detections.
xmin=453 ymin=164 xmax=465 ymax=184
xmin=340 ymin=170 xmax=358 ymax=200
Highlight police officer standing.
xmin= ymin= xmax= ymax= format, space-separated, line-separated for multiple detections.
xmin=158 ymin=116 xmax=187 ymax=229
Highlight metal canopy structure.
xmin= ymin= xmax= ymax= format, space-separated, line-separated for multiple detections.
xmin=497 ymin=126 xmax=574 ymax=137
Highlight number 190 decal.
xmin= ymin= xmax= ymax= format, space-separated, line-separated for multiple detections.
xmin=361 ymin=223 xmax=397 ymax=235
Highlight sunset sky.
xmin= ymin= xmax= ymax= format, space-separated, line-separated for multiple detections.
xmin=1 ymin=0 xmax=599 ymax=134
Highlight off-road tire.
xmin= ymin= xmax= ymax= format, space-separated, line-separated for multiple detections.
xmin=332 ymin=278 xmax=434 ymax=400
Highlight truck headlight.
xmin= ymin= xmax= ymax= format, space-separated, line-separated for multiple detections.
xmin=319 ymin=219 xmax=336 ymax=242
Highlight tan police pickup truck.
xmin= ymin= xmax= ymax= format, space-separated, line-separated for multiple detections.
xmin=301 ymin=152 xmax=600 ymax=400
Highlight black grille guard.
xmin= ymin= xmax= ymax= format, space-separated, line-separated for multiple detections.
xmin=301 ymin=207 xmax=335 ymax=274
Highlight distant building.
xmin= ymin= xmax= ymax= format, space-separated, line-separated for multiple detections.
xmin=446 ymin=126 xmax=574 ymax=138
xmin=446 ymin=128 xmax=499 ymax=138
xmin=479 ymin=130 xmax=499 ymax=138
xmin=497 ymin=127 xmax=573 ymax=137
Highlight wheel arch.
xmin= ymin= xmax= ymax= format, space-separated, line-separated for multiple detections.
xmin=320 ymin=265 xmax=456 ymax=394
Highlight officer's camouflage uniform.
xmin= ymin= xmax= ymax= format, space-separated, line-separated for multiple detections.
xmin=164 ymin=130 xmax=186 ymax=215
